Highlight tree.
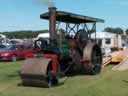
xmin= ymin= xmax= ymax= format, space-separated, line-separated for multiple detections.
xmin=114 ymin=27 xmax=123 ymax=34
xmin=103 ymin=27 xmax=123 ymax=34
xmin=103 ymin=27 xmax=115 ymax=33
xmin=1 ymin=30 xmax=49 ymax=39
xmin=125 ymin=28 xmax=128 ymax=35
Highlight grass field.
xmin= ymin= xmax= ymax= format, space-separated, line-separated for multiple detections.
xmin=0 ymin=61 xmax=128 ymax=96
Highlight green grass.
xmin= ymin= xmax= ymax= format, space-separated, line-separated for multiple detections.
xmin=0 ymin=61 xmax=128 ymax=96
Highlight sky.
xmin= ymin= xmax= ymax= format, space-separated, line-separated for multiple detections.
xmin=0 ymin=0 xmax=128 ymax=32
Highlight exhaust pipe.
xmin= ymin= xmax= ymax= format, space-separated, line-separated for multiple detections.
xmin=48 ymin=7 xmax=57 ymax=46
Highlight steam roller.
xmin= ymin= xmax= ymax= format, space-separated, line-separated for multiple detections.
xmin=19 ymin=7 xmax=104 ymax=87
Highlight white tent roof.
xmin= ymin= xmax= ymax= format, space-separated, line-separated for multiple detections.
xmin=37 ymin=33 xmax=50 ymax=38
xmin=36 ymin=32 xmax=120 ymax=40
xmin=91 ymin=32 xmax=117 ymax=39
xmin=0 ymin=34 xmax=6 ymax=38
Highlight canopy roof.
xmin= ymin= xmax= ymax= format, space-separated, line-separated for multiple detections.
xmin=40 ymin=11 xmax=104 ymax=23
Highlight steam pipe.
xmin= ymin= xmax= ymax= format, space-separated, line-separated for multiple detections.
xmin=48 ymin=7 xmax=57 ymax=46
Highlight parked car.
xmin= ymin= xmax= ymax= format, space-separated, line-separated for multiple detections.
xmin=9 ymin=39 xmax=24 ymax=44
xmin=0 ymin=43 xmax=35 ymax=61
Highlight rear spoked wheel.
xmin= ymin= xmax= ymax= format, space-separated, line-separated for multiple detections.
xmin=83 ymin=43 xmax=102 ymax=75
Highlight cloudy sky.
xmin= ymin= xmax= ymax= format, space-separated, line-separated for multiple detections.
xmin=0 ymin=0 xmax=128 ymax=32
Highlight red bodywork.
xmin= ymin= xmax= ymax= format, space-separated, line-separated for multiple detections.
xmin=26 ymin=52 xmax=58 ymax=73
xmin=0 ymin=43 xmax=35 ymax=61
xmin=44 ymin=54 xmax=58 ymax=73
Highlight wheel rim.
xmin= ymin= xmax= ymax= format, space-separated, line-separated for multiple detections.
xmin=12 ymin=55 xmax=17 ymax=61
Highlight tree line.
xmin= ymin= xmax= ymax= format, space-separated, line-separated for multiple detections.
xmin=0 ymin=27 xmax=128 ymax=39
xmin=103 ymin=27 xmax=128 ymax=35
xmin=0 ymin=30 xmax=48 ymax=39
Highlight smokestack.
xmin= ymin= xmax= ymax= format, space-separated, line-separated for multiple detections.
xmin=48 ymin=7 xmax=57 ymax=46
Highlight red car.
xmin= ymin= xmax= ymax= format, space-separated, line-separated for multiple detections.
xmin=0 ymin=43 xmax=35 ymax=61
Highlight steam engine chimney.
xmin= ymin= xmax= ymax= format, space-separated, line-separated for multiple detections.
xmin=48 ymin=7 xmax=57 ymax=46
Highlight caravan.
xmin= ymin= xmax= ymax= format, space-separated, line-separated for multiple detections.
xmin=91 ymin=32 xmax=123 ymax=54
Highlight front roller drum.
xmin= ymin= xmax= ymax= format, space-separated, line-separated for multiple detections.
xmin=83 ymin=42 xmax=102 ymax=74
xmin=19 ymin=57 xmax=59 ymax=87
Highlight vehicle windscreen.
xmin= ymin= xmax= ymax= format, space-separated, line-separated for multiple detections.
xmin=0 ymin=45 xmax=16 ymax=50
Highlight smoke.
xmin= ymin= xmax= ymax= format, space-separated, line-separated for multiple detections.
xmin=33 ymin=0 xmax=55 ymax=7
